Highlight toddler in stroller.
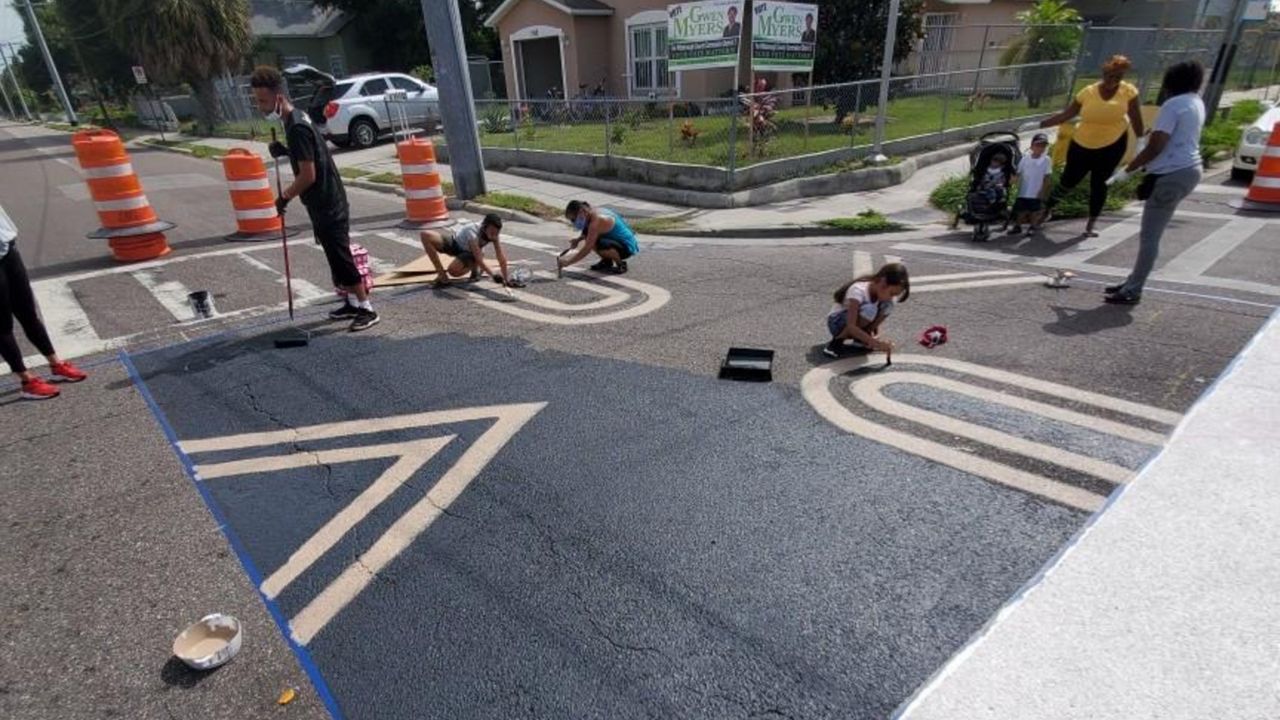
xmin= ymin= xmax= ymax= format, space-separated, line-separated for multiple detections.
xmin=955 ymin=132 xmax=1021 ymax=242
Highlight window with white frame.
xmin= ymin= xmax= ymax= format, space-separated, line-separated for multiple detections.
xmin=629 ymin=23 xmax=670 ymax=96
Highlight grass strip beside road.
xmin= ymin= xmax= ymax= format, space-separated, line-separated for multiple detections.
xmin=629 ymin=215 xmax=694 ymax=235
xmin=473 ymin=192 xmax=560 ymax=220
xmin=818 ymin=210 xmax=905 ymax=233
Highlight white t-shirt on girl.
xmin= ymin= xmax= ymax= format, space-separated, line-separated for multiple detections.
xmin=829 ymin=281 xmax=894 ymax=322
xmin=1016 ymin=154 xmax=1052 ymax=199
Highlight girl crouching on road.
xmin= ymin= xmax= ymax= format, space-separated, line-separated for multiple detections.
xmin=824 ymin=263 xmax=910 ymax=359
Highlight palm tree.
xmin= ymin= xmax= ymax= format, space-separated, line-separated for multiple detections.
xmin=101 ymin=0 xmax=251 ymax=134
xmin=999 ymin=0 xmax=1084 ymax=108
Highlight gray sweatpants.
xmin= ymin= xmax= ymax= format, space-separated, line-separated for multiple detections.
xmin=1120 ymin=164 xmax=1202 ymax=296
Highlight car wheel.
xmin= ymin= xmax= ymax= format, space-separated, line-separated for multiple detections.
xmin=1230 ymin=166 xmax=1253 ymax=183
xmin=350 ymin=118 xmax=378 ymax=148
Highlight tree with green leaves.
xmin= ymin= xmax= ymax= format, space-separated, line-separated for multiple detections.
xmin=310 ymin=0 xmax=502 ymax=74
xmin=813 ymin=0 xmax=924 ymax=123
xmin=99 ymin=0 xmax=252 ymax=133
xmin=9 ymin=0 xmax=136 ymax=116
xmin=999 ymin=0 xmax=1084 ymax=108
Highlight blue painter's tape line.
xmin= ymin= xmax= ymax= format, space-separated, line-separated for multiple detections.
xmin=118 ymin=349 xmax=346 ymax=720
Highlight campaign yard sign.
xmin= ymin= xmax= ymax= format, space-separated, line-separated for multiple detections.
xmin=751 ymin=1 xmax=818 ymax=72
xmin=668 ymin=1 xmax=745 ymax=71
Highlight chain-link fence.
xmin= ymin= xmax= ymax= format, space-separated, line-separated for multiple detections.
xmin=462 ymin=22 xmax=1280 ymax=184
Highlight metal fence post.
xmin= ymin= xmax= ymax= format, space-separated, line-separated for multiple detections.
xmin=940 ymin=79 xmax=953 ymax=141
xmin=972 ymin=24 xmax=991 ymax=98
xmin=512 ymin=101 xmax=520 ymax=153
xmin=668 ymin=100 xmax=675 ymax=159
xmin=604 ymin=100 xmax=612 ymax=157
xmin=850 ymin=82 xmax=861 ymax=149
xmin=1066 ymin=22 xmax=1091 ymax=101
xmin=727 ymin=94 xmax=738 ymax=188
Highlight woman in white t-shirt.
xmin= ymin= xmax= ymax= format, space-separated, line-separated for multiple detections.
xmin=1103 ymin=61 xmax=1206 ymax=305
xmin=824 ymin=262 xmax=910 ymax=358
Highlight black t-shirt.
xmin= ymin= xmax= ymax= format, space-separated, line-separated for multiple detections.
xmin=284 ymin=108 xmax=348 ymax=223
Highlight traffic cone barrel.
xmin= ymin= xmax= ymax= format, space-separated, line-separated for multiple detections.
xmin=1245 ymin=122 xmax=1280 ymax=206
xmin=397 ymin=137 xmax=449 ymax=224
xmin=72 ymin=129 xmax=172 ymax=262
xmin=222 ymin=149 xmax=282 ymax=237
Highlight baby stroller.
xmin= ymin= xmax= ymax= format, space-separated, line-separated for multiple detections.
xmin=955 ymin=131 xmax=1021 ymax=242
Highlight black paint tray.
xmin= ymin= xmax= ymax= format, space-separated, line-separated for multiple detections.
xmin=719 ymin=347 xmax=774 ymax=382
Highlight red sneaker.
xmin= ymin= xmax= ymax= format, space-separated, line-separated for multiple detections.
xmin=20 ymin=376 xmax=60 ymax=401
xmin=49 ymin=361 xmax=87 ymax=383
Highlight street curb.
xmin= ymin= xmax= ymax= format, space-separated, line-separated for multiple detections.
xmin=639 ymin=225 xmax=923 ymax=239
xmin=138 ymin=140 xmax=196 ymax=156
xmin=349 ymin=178 xmax=547 ymax=224
xmin=499 ymin=142 xmax=974 ymax=210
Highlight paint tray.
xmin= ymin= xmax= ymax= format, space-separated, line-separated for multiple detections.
xmin=719 ymin=347 xmax=774 ymax=382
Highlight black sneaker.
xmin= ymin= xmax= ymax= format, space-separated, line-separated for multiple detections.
xmin=1104 ymin=283 xmax=1124 ymax=294
xmin=328 ymin=304 xmax=361 ymax=321
xmin=822 ymin=339 xmax=842 ymax=359
xmin=589 ymin=259 xmax=614 ymax=272
xmin=1007 ymin=225 xmax=1022 ymax=235
xmin=608 ymin=261 xmax=628 ymax=275
xmin=349 ymin=309 xmax=381 ymax=332
xmin=469 ymin=267 xmax=482 ymax=282
xmin=1103 ymin=290 xmax=1141 ymax=305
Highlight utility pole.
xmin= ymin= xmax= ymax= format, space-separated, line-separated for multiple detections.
xmin=21 ymin=0 xmax=77 ymax=124
xmin=872 ymin=0 xmax=902 ymax=162
xmin=0 ymin=44 xmax=33 ymax=121
xmin=1202 ymin=0 xmax=1250 ymax=119
xmin=419 ymin=0 xmax=486 ymax=199
xmin=0 ymin=62 xmax=14 ymax=119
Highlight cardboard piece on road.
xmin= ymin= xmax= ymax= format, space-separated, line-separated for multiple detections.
xmin=373 ymin=253 xmax=458 ymax=287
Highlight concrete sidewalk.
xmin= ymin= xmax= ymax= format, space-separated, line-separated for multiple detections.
xmin=143 ymin=133 xmax=680 ymax=219
xmin=894 ymin=310 xmax=1280 ymax=720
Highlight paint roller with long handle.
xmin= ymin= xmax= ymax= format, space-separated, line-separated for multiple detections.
xmin=270 ymin=128 xmax=308 ymax=349
xmin=271 ymin=128 xmax=296 ymax=321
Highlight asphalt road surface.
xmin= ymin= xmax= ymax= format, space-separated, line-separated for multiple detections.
xmin=3 ymin=120 xmax=1275 ymax=719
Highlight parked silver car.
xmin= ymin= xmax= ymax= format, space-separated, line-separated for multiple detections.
xmin=283 ymin=65 xmax=440 ymax=148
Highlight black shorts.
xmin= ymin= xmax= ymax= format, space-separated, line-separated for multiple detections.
xmin=313 ymin=217 xmax=361 ymax=288
xmin=597 ymin=237 xmax=634 ymax=260
xmin=1012 ymin=198 xmax=1043 ymax=214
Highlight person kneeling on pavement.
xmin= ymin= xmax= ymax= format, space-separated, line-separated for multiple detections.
xmin=419 ymin=214 xmax=511 ymax=288
xmin=557 ymin=200 xmax=639 ymax=275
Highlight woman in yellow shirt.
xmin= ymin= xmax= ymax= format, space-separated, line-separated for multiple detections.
xmin=1032 ymin=55 xmax=1146 ymax=236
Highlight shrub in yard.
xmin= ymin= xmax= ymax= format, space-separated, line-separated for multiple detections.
xmin=929 ymin=168 xmax=1141 ymax=219
xmin=741 ymin=92 xmax=779 ymax=157
xmin=519 ymin=106 xmax=536 ymax=141
xmin=610 ymin=123 xmax=627 ymax=146
xmin=411 ymin=65 xmax=435 ymax=83
xmin=1200 ymin=101 xmax=1266 ymax=166
xmin=624 ymin=109 xmax=645 ymax=131
xmin=680 ymin=120 xmax=700 ymax=146
xmin=481 ymin=105 xmax=509 ymax=134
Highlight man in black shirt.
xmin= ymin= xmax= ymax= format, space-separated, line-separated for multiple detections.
xmin=250 ymin=66 xmax=379 ymax=331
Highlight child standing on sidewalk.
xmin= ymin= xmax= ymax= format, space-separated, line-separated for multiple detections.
xmin=824 ymin=262 xmax=910 ymax=359
xmin=1009 ymin=133 xmax=1053 ymax=236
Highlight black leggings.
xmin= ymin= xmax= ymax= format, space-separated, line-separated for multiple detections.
xmin=1048 ymin=134 xmax=1128 ymax=219
xmin=0 ymin=246 xmax=56 ymax=374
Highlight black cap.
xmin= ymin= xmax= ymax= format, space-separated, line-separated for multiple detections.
xmin=1031 ymin=132 xmax=1049 ymax=145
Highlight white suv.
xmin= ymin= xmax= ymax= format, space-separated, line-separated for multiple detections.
xmin=284 ymin=65 xmax=440 ymax=148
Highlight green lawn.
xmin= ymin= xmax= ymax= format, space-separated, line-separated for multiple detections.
xmin=476 ymin=92 xmax=1056 ymax=169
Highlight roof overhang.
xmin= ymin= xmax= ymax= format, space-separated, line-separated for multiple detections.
xmin=485 ymin=0 xmax=614 ymax=29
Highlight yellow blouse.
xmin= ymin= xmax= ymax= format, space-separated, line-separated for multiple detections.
xmin=1073 ymin=81 xmax=1139 ymax=149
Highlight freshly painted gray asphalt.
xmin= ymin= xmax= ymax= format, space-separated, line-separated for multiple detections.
xmin=131 ymin=331 xmax=1084 ymax=719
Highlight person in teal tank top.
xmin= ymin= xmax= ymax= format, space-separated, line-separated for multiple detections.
xmin=557 ymin=200 xmax=639 ymax=274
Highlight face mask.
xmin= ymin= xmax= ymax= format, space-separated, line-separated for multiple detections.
xmin=573 ymin=215 xmax=587 ymax=231
xmin=264 ymin=96 xmax=281 ymax=121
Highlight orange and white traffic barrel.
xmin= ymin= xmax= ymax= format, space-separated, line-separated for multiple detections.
xmin=1240 ymin=121 xmax=1280 ymax=211
xmin=71 ymin=129 xmax=174 ymax=262
xmin=396 ymin=136 xmax=451 ymax=229
xmin=221 ymin=149 xmax=282 ymax=239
